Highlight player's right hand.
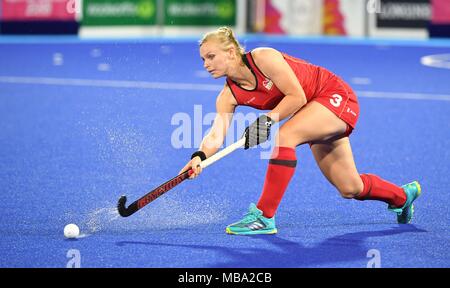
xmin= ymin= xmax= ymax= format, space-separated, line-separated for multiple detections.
xmin=179 ymin=157 xmax=202 ymax=179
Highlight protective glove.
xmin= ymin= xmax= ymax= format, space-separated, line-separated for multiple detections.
xmin=242 ymin=115 xmax=274 ymax=149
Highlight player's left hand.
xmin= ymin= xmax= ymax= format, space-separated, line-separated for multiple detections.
xmin=243 ymin=115 xmax=274 ymax=149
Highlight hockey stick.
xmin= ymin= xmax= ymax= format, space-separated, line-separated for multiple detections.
xmin=117 ymin=137 xmax=246 ymax=217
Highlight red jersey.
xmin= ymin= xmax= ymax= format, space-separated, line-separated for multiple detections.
xmin=226 ymin=50 xmax=359 ymax=129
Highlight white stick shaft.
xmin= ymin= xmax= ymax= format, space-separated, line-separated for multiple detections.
xmin=200 ymin=138 xmax=246 ymax=169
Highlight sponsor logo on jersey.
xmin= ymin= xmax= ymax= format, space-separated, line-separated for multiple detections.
xmin=262 ymin=78 xmax=273 ymax=91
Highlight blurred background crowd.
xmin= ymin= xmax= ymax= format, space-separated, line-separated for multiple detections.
xmin=0 ymin=0 xmax=449 ymax=39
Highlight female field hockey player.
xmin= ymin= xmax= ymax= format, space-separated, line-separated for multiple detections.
xmin=180 ymin=27 xmax=421 ymax=235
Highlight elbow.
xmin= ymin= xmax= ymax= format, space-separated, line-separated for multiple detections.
xmin=294 ymin=94 xmax=307 ymax=109
xmin=289 ymin=95 xmax=306 ymax=116
xmin=298 ymin=97 xmax=307 ymax=108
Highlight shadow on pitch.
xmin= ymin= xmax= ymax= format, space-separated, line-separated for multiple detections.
xmin=115 ymin=224 xmax=426 ymax=267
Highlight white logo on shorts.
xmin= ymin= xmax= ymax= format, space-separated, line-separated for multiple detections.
xmin=347 ymin=107 xmax=357 ymax=116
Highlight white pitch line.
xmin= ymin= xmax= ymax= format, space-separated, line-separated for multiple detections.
xmin=1 ymin=75 xmax=450 ymax=102
xmin=355 ymin=90 xmax=450 ymax=102
xmin=0 ymin=76 xmax=223 ymax=92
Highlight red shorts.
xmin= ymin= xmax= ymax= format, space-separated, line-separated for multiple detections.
xmin=312 ymin=75 xmax=359 ymax=133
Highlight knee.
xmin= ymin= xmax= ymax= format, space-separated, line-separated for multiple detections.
xmin=277 ymin=131 xmax=289 ymax=147
xmin=337 ymin=180 xmax=364 ymax=199
xmin=276 ymin=128 xmax=305 ymax=147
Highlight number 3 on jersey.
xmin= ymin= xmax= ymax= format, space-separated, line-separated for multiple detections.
xmin=330 ymin=94 xmax=343 ymax=107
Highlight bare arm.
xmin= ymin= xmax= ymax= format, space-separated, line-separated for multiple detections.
xmin=252 ymin=48 xmax=307 ymax=122
xmin=179 ymin=84 xmax=236 ymax=177
xmin=199 ymin=85 xmax=237 ymax=157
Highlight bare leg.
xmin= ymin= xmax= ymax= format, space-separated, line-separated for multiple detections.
xmin=256 ymin=101 xmax=350 ymax=217
xmin=310 ymin=137 xmax=364 ymax=198
xmin=276 ymin=101 xmax=348 ymax=148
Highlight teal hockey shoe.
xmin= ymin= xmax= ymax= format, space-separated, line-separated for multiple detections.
xmin=388 ymin=181 xmax=422 ymax=224
xmin=226 ymin=203 xmax=277 ymax=235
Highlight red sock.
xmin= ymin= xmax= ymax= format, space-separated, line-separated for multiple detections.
xmin=257 ymin=147 xmax=297 ymax=218
xmin=356 ymin=174 xmax=406 ymax=208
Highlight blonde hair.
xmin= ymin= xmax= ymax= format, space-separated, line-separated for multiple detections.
xmin=199 ymin=27 xmax=245 ymax=58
